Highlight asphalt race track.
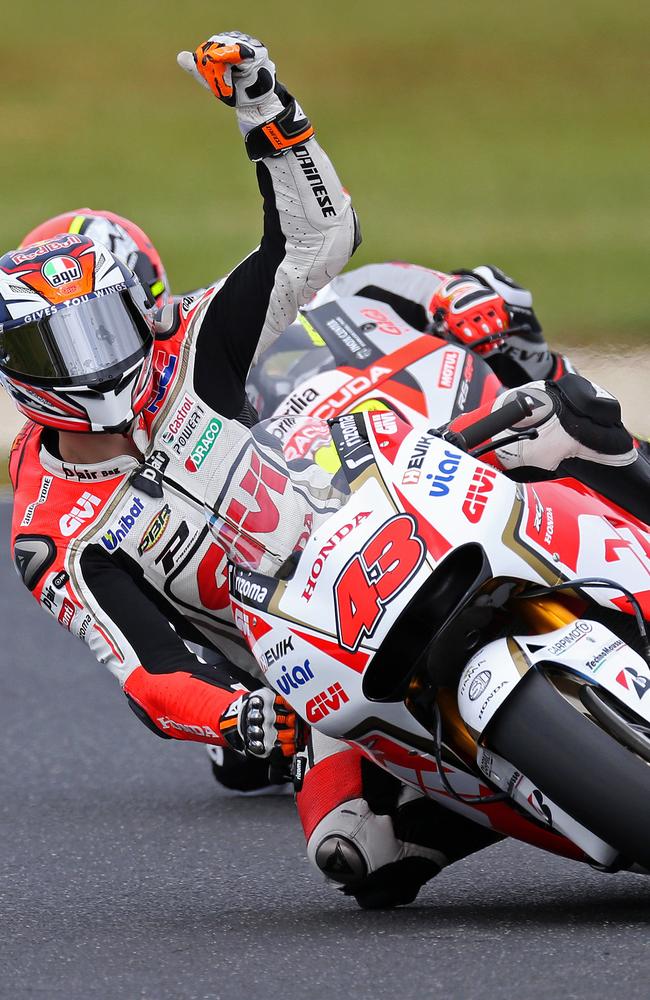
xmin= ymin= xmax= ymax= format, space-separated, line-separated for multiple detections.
xmin=1 ymin=498 xmax=650 ymax=1000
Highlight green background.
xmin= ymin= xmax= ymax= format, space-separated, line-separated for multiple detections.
xmin=1 ymin=0 xmax=648 ymax=340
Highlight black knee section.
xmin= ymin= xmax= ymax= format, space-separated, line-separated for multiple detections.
xmin=551 ymin=374 xmax=633 ymax=455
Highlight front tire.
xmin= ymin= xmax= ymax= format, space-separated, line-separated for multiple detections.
xmin=486 ymin=668 xmax=650 ymax=869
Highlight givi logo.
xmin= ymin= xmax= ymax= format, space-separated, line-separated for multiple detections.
xmin=462 ymin=467 xmax=497 ymax=523
xmin=305 ymin=683 xmax=349 ymax=723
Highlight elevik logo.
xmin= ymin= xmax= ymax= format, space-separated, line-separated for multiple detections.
xmin=101 ymin=498 xmax=145 ymax=551
xmin=185 ymin=417 xmax=222 ymax=473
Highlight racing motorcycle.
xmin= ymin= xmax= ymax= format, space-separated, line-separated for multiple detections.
xmin=205 ymin=369 xmax=650 ymax=873
xmin=247 ymin=295 xmax=503 ymax=440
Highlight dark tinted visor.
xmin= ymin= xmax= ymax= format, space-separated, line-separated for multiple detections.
xmin=0 ymin=290 xmax=153 ymax=384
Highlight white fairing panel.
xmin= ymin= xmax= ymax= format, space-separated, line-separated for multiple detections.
xmin=458 ymin=619 xmax=650 ymax=736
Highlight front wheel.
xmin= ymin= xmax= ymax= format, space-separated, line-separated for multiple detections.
xmin=486 ymin=668 xmax=650 ymax=869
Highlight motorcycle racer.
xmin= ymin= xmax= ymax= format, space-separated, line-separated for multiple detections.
xmin=305 ymin=261 xmax=574 ymax=387
xmin=2 ymin=31 xmax=358 ymax=783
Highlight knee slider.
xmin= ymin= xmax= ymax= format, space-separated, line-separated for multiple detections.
xmin=306 ymin=797 xmax=402 ymax=887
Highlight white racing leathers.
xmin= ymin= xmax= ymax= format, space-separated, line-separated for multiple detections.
xmin=10 ymin=114 xmax=358 ymax=746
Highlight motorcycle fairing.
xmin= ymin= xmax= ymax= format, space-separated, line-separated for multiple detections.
xmin=457 ymin=620 xmax=650 ymax=736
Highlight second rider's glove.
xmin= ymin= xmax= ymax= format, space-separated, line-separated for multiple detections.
xmin=219 ymin=688 xmax=304 ymax=759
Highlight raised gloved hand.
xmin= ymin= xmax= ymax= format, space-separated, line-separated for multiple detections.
xmin=177 ymin=31 xmax=277 ymax=108
xmin=177 ymin=31 xmax=314 ymax=158
xmin=219 ymin=687 xmax=304 ymax=759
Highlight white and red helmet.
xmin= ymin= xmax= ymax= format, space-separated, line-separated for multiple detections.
xmin=0 ymin=233 xmax=155 ymax=432
xmin=21 ymin=208 xmax=169 ymax=309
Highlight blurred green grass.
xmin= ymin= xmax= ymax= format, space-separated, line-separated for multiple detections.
xmin=1 ymin=0 xmax=648 ymax=341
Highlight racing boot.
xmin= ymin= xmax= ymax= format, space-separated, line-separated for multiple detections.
xmin=296 ymin=732 xmax=501 ymax=909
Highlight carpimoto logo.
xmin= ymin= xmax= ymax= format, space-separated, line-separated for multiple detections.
xmin=185 ymin=417 xmax=222 ymax=472
xmin=41 ymin=255 xmax=82 ymax=287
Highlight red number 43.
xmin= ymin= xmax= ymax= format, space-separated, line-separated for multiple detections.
xmin=334 ymin=514 xmax=425 ymax=652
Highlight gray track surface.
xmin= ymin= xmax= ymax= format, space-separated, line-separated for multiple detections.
xmin=1 ymin=499 xmax=650 ymax=1000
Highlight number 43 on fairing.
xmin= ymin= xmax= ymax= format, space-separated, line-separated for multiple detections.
xmin=334 ymin=513 xmax=425 ymax=651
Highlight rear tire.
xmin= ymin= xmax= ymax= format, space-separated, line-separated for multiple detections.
xmin=486 ymin=668 xmax=650 ymax=869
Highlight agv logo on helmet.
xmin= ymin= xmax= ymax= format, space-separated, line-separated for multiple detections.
xmin=41 ymin=256 xmax=82 ymax=288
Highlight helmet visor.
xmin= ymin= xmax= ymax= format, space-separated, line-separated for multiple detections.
xmin=0 ymin=290 xmax=153 ymax=385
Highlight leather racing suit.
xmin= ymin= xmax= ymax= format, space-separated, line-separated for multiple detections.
xmin=9 ymin=99 xmax=358 ymax=747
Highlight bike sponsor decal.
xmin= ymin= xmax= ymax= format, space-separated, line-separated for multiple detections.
xmin=277 ymin=385 xmax=321 ymax=417
xmin=41 ymin=255 xmax=82 ymax=288
xmin=261 ymin=636 xmax=295 ymax=670
xmin=427 ymin=449 xmax=461 ymax=498
xmin=330 ymin=414 xmax=374 ymax=474
xmin=231 ymin=573 xmax=269 ymax=607
xmin=402 ymin=434 xmax=435 ymax=486
xmin=305 ymin=682 xmax=349 ymax=722
xmin=616 ymin=667 xmax=650 ymax=699
xmin=137 ymin=504 xmax=171 ymax=556
xmin=302 ymin=511 xmax=372 ymax=601
xmin=468 ymin=670 xmax=491 ymax=701
xmin=370 ymin=410 xmax=398 ymax=435
xmin=545 ymin=621 xmax=592 ymax=657
xmin=359 ymin=307 xmax=408 ymax=337
xmin=234 ymin=607 xmax=251 ymax=640
xmin=311 ymin=367 xmax=391 ymax=419
xmin=59 ymin=491 xmax=101 ymax=537
xmin=477 ymin=681 xmax=509 ymax=721
xmin=146 ymin=352 xmax=178 ymax=413
xmin=456 ymin=353 xmax=474 ymax=411
xmin=21 ymin=475 xmax=53 ymax=527
xmin=101 ymin=497 xmax=145 ymax=552
xmin=185 ymin=417 xmax=222 ymax=472
xmin=438 ymin=350 xmax=460 ymax=389
xmin=462 ymin=466 xmax=497 ymax=523
xmin=584 ymin=638 xmax=624 ymax=672
xmin=334 ymin=513 xmax=425 ymax=651
xmin=276 ymin=659 xmax=314 ymax=696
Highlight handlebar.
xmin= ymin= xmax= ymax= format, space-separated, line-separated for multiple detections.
xmin=443 ymin=393 xmax=534 ymax=451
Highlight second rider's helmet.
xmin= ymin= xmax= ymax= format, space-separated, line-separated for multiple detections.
xmin=21 ymin=208 xmax=169 ymax=309
xmin=0 ymin=233 xmax=155 ymax=432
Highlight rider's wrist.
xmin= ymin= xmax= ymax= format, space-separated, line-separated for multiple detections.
xmin=243 ymin=96 xmax=314 ymax=159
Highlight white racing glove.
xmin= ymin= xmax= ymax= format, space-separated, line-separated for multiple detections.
xmin=219 ymin=688 xmax=304 ymax=760
xmin=492 ymin=376 xmax=636 ymax=473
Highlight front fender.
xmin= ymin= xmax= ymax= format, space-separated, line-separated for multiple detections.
xmin=458 ymin=619 xmax=650 ymax=737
